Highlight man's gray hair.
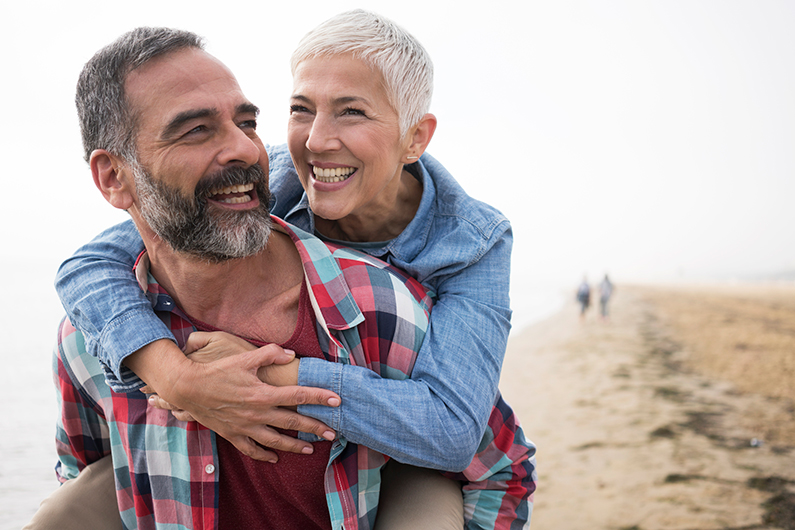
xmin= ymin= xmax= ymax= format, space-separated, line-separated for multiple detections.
xmin=290 ymin=10 xmax=433 ymax=137
xmin=76 ymin=27 xmax=205 ymax=163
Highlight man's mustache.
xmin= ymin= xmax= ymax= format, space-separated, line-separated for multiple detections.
xmin=194 ymin=163 xmax=266 ymax=199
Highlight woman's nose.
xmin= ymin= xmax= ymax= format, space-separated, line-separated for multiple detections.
xmin=305 ymin=114 xmax=341 ymax=153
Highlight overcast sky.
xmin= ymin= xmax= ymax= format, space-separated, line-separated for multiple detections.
xmin=2 ymin=0 xmax=794 ymax=285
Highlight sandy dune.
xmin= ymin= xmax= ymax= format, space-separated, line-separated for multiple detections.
xmin=502 ymin=285 xmax=795 ymax=530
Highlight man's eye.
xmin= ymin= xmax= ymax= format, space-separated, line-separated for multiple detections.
xmin=290 ymin=105 xmax=310 ymax=114
xmin=186 ymin=125 xmax=207 ymax=135
xmin=240 ymin=120 xmax=257 ymax=130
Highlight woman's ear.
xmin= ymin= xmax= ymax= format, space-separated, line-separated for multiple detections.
xmin=404 ymin=113 xmax=438 ymax=160
xmin=90 ymin=149 xmax=135 ymax=210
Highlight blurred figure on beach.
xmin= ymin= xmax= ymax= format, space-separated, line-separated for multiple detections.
xmin=576 ymin=277 xmax=591 ymax=320
xmin=599 ymin=274 xmax=614 ymax=320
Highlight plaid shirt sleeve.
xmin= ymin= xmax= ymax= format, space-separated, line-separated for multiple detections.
xmin=443 ymin=392 xmax=536 ymax=529
xmin=53 ymin=317 xmax=113 ymax=483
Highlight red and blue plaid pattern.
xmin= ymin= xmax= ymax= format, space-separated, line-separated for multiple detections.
xmin=54 ymin=217 xmax=535 ymax=529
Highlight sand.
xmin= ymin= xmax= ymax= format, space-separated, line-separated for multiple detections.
xmin=501 ymin=284 xmax=795 ymax=530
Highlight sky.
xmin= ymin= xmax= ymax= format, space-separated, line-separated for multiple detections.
xmin=2 ymin=0 xmax=794 ymax=289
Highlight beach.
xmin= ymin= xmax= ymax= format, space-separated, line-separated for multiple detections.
xmin=502 ymin=284 xmax=795 ymax=529
xmin=4 ymin=278 xmax=795 ymax=529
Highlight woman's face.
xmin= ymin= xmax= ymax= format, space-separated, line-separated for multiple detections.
xmin=287 ymin=54 xmax=410 ymax=222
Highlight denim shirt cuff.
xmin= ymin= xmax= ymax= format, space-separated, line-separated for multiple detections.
xmin=98 ymin=308 xmax=176 ymax=392
xmin=297 ymin=357 xmax=343 ymax=432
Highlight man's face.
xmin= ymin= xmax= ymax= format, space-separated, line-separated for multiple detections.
xmin=124 ymin=48 xmax=272 ymax=261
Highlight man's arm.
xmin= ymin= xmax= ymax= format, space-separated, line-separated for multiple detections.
xmin=55 ymin=221 xmax=341 ymax=461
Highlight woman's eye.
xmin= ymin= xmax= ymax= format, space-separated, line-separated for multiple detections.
xmin=342 ymin=107 xmax=366 ymax=117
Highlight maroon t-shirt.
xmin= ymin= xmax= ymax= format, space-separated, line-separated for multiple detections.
xmin=192 ymin=282 xmax=333 ymax=530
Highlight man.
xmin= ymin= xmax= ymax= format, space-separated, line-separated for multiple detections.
xmin=44 ymin=27 xmax=534 ymax=530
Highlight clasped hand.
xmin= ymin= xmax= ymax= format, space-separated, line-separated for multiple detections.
xmin=139 ymin=332 xmax=340 ymax=462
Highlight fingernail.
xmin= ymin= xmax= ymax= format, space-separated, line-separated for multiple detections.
xmin=322 ymin=430 xmax=336 ymax=441
xmin=328 ymin=397 xmax=340 ymax=407
xmin=302 ymin=446 xmax=314 ymax=454
xmin=284 ymin=349 xmax=296 ymax=356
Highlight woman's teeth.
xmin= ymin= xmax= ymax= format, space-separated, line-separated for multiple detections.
xmin=313 ymin=166 xmax=356 ymax=183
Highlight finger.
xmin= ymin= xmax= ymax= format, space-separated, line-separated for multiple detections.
xmin=250 ymin=407 xmax=337 ymax=444
xmin=148 ymin=394 xmax=180 ymax=411
xmin=183 ymin=332 xmax=215 ymax=355
xmin=246 ymin=344 xmax=296 ymax=367
xmin=227 ymin=435 xmax=279 ymax=463
xmin=245 ymin=422 xmax=333 ymax=454
xmin=172 ymin=410 xmax=197 ymax=422
xmin=278 ymin=385 xmax=341 ymax=409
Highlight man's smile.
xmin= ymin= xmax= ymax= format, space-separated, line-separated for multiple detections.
xmin=205 ymin=182 xmax=257 ymax=204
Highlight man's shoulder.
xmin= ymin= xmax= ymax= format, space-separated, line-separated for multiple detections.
xmin=327 ymin=243 xmax=433 ymax=310
xmin=55 ymin=317 xmax=112 ymax=402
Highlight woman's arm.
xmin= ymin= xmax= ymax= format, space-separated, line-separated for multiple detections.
xmin=55 ymin=220 xmax=168 ymax=388
xmin=298 ymin=229 xmax=513 ymax=470
xmin=54 ymin=221 xmax=341 ymax=461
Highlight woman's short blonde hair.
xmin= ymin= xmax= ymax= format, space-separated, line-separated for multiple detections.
xmin=291 ymin=9 xmax=434 ymax=136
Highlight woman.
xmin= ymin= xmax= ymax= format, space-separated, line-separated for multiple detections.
xmin=49 ymin=10 xmax=533 ymax=529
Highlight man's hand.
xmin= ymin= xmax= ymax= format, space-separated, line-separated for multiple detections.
xmin=126 ymin=338 xmax=340 ymax=463
xmin=146 ymin=332 xmax=301 ymax=417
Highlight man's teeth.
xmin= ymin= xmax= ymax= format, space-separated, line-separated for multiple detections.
xmin=313 ymin=166 xmax=356 ymax=183
xmin=206 ymin=183 xmax=255 ymax=204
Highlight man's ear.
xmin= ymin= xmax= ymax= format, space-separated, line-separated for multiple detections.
xmin=404 ymin=113 xmax=438 ymax=160
xmin=90 ymin=149 xmax=135 ymax=210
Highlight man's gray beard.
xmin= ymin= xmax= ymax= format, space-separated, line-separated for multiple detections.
xmin=133 ymin=162 xmax=273 ymax=262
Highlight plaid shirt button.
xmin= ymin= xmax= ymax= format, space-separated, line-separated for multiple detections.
xmin=204 ymin=464 xmax=215 ymax=474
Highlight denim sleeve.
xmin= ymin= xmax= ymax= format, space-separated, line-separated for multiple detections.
xmin=54 ymin=220 xmax=175 ymax=391
xmin=298 ymin=226 xmax=513 ymax=471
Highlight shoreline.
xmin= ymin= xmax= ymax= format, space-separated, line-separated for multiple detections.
xmin=502 ymin=284 xmax=795 ymax=529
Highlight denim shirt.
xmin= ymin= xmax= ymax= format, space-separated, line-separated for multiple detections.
xmin=55 ymin=144 xmax=514 ymax=469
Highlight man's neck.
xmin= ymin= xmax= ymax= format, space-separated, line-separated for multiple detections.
xmin=145 ymin=230 xmax=304 ymax=344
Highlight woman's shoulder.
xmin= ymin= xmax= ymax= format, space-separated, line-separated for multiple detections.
xmin=419 ymin=153 xmax=511 ymax=241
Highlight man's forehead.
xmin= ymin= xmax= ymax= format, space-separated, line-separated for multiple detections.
xmin=125 ymin=48 xmax=250 ymax=127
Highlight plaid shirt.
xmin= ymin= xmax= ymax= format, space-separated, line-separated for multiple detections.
xmin=54 ymin=217 xmax=536 ymax=529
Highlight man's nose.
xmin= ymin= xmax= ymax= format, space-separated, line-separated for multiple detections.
xmin=218 ymin=126 xmax=262 ymax=167
xmin=305 ymin=114 xmax=341 ymax=153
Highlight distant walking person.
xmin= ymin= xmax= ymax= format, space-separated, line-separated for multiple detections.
xmin=576 ymin=277 xmax=591 ymax=319
xmin=599 ymin=274 xmax=614 ymax=319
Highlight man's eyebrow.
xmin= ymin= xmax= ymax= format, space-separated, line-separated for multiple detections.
xmin=290 ymin=94 xmax=368 ymax=105
xmin=160 ymin=103 xmax=259 ymax=139
xmin=237 ymin=102 xmax=260 ymax=116
xmin=161 ymin=108 xmax=218 ymax=139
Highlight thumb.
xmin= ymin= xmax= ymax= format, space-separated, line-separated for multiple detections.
xmin=247 ymin=343 xmax=296 ymax=367
xmin=183 ymin=332 xmax=214 ymax=355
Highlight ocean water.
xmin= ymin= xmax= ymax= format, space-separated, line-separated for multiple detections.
xmin=0 ymin=257 xmax=565 ymax=529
